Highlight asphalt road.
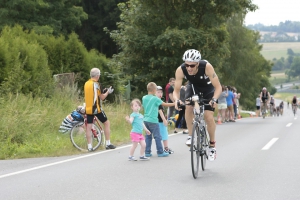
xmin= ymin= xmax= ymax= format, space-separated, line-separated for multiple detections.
xmin=1 ymin=106 xmax=299 ymax=200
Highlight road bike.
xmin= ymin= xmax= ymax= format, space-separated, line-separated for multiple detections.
xmin=261 ymin=102 xmax=268 ymax=119
xmin=269 ymin=104 xmax=275 ymax=117
xmin=292 ymin=104 xmax=297 ymax=116
xmin=70 ymin=115 xmax=104 ymax=151
xmin=179 ymin=88 xmax=210 ymax=179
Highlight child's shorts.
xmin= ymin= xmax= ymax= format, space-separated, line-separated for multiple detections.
xmin=130 ymin=132 xmax=145 ymax=142
xmin=159 ymin=122 xmax=168 ymax=141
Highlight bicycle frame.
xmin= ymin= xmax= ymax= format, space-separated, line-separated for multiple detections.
xmin=188 ymin=84 xmax=211 ymax=179
xmin=84 ymin=115 xmax=105 ymax=137
xmin=261 ymin=101 xmax=268 ymax=118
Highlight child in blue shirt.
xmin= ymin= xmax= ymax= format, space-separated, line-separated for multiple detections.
xmin=142 ymin=82 xmax=174 ymax=157
xmin=156 ymin=86 xmax=174 ymax=154
xmin=125 ymin=99 xmax=151 ymax=161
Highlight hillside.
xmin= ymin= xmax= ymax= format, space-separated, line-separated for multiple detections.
xmin=260 ymin=42 xmax=300 ymax=60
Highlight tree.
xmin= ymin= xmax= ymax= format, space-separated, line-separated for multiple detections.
xmin=286 ymin=56 xmax=300 ymax=79
xmin=109 ymin=0 xmax=257 ymax=98
xmin=287 ymin=48 xmax=295 ymax=56
xmin=75 ymin=0 xmax=127 ymax=57
xmin=0 ymin=26 xmax=54 ymax=97
xmin=221 ymin=13 xmax=272 ymax=109
xmin=0 ymin=0 xmax=87 ymax=35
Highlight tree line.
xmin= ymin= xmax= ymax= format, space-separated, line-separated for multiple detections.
xmin=247 ymin=21 xmax=300 ymax=33
xmin=272 ymin=49 xmax=300 ymax=79
xmin=247 ymin=21 xmax=300 ymax=43
xmin=0 ymin=0 xmax=275 ymax=109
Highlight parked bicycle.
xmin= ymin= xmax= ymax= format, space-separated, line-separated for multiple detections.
xmin=70 ymin=115 xmax=104 ymax=151
xmin=179 ymin=92 xmax=210 ymax=179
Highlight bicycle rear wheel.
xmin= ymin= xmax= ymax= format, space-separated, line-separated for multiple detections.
xmin=200 ymin=126 xmax=208 ymax=171
xmin=293 ymin=106 xmax=296 ymax=116
xmin=191 ymin=123 xmax=200 ymax=179
xmin=70 ymin=122 xmax=103 ymax=151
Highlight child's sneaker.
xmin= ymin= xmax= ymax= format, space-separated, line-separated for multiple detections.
xmin=139 ymin=156 xmax=150 ymax=161
xmin=167 ymin=148 xmax=174 ymax=154
xmin=157 ymin=152 xmax=169 ymax=157
xmin=128 ymin=156 xmax=137 ymax=161
xmin=164 ymin=148 xmax=174 ymax=154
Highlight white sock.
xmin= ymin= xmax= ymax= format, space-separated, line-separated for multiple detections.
xmin=187 ymin=136 xmax=191 ymax=139
xmin=88 ymin=144 xmax=92 ymax=149
xmin=106 ymin=140 xmax=110 ymax=145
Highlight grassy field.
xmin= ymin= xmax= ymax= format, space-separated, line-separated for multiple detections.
xmin=269 ymin=70 xmax=300 ymax=85
xmin=260 ymin=42 xmax=300 ymax=60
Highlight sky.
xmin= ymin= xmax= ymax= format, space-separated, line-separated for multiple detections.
xmin=244 ymin=0 xmax=300 ymax=26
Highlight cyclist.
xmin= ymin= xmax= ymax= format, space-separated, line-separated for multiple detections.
xmin=84 ymin=68 xmax=116 ymax=151
xmin=173 ymin=49 xmax=222 ymax=161
xmin=279 ymin=101 xmax=284 ymax=115
xmin=269 ymin=96 xmax=276 ymax=116
xmin=292 ymin=95 xmax=298 ymax=114
xmin=260 ymin=87 xmax=270 ymax=116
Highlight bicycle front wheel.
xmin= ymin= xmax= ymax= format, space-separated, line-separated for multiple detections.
xmin=200 ymin=126 xmax=208 ymax=171
xmin=70 ymin=122 xmax=103 ymax=152
xmin=191 ymin=123 xmax=200 ymax=179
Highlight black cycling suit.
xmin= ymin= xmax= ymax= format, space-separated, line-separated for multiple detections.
xmin=181 ymin=60 xmax=215 ymax=111
xmin=261 ymin=92 xmax=268 ymax=103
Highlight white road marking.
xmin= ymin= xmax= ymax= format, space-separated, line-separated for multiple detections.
xmin=262 ymin=138 xmax=279 ymax=150
xmin=0 ymin=145 xmax=130 ymax=179
xmin=0 ymin=132 xmax=180 ymax=179
xmin=286 ymin=123 xmax=292 ymax=127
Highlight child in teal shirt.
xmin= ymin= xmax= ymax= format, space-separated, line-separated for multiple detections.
xmin=142 ymin=82 xmax=174 ymax=157
xmin=125 ymin=99 xmax=151 ymax=161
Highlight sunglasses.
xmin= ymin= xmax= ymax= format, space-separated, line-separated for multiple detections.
xmin=185 ymin=63 xmax=198 ymax=68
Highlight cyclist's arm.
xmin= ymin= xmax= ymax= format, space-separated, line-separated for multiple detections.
xmin=173 ymin=66 xmax=184 ymax=109
xmin=267 ymin=92 xmax=271 ymax=104
xmin=205 ymin=63 xmax=222 ymax=101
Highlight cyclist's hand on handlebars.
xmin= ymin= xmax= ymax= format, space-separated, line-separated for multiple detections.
xmin=175 ymin=100 xmax=183 ymax=110
xmin=209 ymin=99 xmax=217 ymax=108
xmin=209 ymin=101 xmax=217 ymax=108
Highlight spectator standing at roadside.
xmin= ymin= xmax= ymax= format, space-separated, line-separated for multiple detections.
xmin=217 ymin=85 xmax=228 ymax=123
xmin=142 ymin=82 xmax=175 ymax=157
xmin=125 ymin=99 xmax=150 ymax=161
xmin=232 ymin=87 xmax=241 ymax=119
xmin=225 ymin=86 xmax=235 ymax=122
xmin=174 ymin=83 xmax=187 ymax=133
xmin=167 ymin=78 xmax=176 ymax=119
xmin=165 ymin=78 xmax=175 ymax=102
xmin=156 ymin=86 xmax=174 ymax=154
xmin=84 ymin=68 xmax=116 ymax=151
xmin=256 ymin=94 xmax=261 ymax=117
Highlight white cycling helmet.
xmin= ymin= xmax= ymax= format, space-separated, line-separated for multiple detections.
xmin=182 ymin=49 xmax=201 ymax=62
